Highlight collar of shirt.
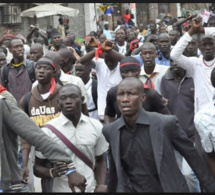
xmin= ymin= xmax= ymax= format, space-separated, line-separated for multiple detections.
xmin=59 ymin=69 xmax=70 ymax=83
xmin=117 ymin=108 xmax=150 ymax=130
xmin=9 ymin=57 xmax=28 ymax=67
xmin=140 ymin=64 xmax=162 ymax=76
xmin=165 ymin=68 xmax=192 ymax=80
xmin=85 ymin=78 xmax=92 ymax=90
xmin=59 ymin=112 xmax=88 ymax=126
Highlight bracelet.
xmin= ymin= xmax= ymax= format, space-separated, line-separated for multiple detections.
xmin=65 ymin=168 xmax=76 ymax=176
xmin=67 ymin=163 xmax=75 ymax=169
xmin=49 ymin=168 xmax=54 ymax=178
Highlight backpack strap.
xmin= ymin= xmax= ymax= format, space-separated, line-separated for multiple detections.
xmin=26 ymin=60 xmax=36 ymax=83
xmin=91 ymin=79 xmax=98 ymax=110
xmin=43 ymin=124 xmax=94 ymax=170
xmin=22 ymin=92 xmax=32 ymax=116
xmin=54 ymin=76 xmax=64 ymax=87
xmin=2 ymin=65 xmax=10 ymax=89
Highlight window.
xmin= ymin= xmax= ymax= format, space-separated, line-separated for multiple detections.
xmin=2 ymin=5 xmax=22 ymax=24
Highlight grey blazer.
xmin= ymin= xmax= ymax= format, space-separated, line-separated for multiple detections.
xmin=103 ymin=108 xmax=215 ymax=192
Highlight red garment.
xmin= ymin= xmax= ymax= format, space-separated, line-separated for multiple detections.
xmin=0 ymin=85 xmax=7 ymax=94
xmin=123 ymin=14 xmax=130 ymax=24
xmin=144 ymin=72 xmax=157 ymax=89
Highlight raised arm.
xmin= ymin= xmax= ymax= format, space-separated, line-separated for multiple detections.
xmin=170 ymin=17 xmax=204 ymax=76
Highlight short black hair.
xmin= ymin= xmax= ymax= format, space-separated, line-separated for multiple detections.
xmin=8 ymin=38 xmax=23 ymax=49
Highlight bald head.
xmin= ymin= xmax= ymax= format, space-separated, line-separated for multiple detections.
xmin=158 ymin=32 xmax=170 ymax=41
xmin=58 ymin=48 xmax=75 ymax=62
xmin=30 ymin=43 xmax=43 ymax=51
xmin=117 ymin=77 xmax=145 ymax=117
xmin=118 ymin=77 xmax=144 ymax=94
xmin=30 ymin=43 xmax=44 ymax=62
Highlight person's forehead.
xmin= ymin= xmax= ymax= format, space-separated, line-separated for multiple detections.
xmin=141 ymin=46 xmax=156 ymax=52
xmin=159 ymin=35 xmax=170 ymax=41
xmin=59 ymin=86 xmax=80 ymax=96
xmin=11 ymin=39 xmax=23 ymax=46
xmin=52 ymin=35 xmax=60 ymax=39
xmin=36 ymin=63 xmax=52 ymax=68
xmin=200 ymin=38 xmax=214 ymax=43
xmin=30 ymin=46 xmax=42 ymax=51
xmin=189 ymin=40 xmax=197 ymax=44
xmin=118 ymin=81 xmax=140 ymax=91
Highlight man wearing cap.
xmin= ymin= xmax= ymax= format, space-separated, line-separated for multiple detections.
xmin=20 ymin=57 xmax=61 ymax=192
xmin=1 ymin=34 xmax=15 ymax=63
xmin=171 ymin=16 xmax=215 ymax=113
xmin=104 ymin=56 xmax=170 ymax=124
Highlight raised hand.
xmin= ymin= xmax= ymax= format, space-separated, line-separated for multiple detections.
xmin=188 ymin=16 xmax=202 ymax=36
xmin=84 ymin=36 xmax=98 ymax=47
xmin=101 ymin=40 xmax=114 ymax=52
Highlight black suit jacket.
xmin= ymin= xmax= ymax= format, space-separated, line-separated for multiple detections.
xmin=102 ymin=108 xmax=215 ymax=192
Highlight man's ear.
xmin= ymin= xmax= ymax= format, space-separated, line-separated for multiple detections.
xmin=141 ymin=93 xmax=146 ymax=103
xmin=57 ymin=99 xmax=61 ymax=111
xmin=81 ymin=96 xmax=85 ymax=103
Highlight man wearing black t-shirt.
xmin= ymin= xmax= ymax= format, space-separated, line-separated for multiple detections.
xmin=104 ymin=56 xmax=170 ymax=124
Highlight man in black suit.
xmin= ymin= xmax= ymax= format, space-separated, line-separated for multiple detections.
xmin=102 ymin=77 xmax=215 ymax=192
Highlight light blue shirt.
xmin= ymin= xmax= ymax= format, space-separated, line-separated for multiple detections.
xmin=133 ymin=52 xmax=170 ymax=67
xmin=103 ymin=29 xmax=112 ymax=40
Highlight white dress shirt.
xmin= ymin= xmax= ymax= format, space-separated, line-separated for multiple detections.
xmin=36 ymin=113 xmax=109 ymax=192
xmin=139 ymin=63 xmax=169 ymax=93
xmin=194 ymin=92 xmax=215 ymax=153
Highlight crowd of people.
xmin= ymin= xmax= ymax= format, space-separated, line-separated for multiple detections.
xmin=1 ymin=8 xmax=215 ymax=193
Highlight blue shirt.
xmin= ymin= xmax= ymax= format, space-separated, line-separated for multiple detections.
xmin=103 ymin=29 xmax=112 ymax=40
xmin=133 ymin=51 xmax=170 ymax=67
